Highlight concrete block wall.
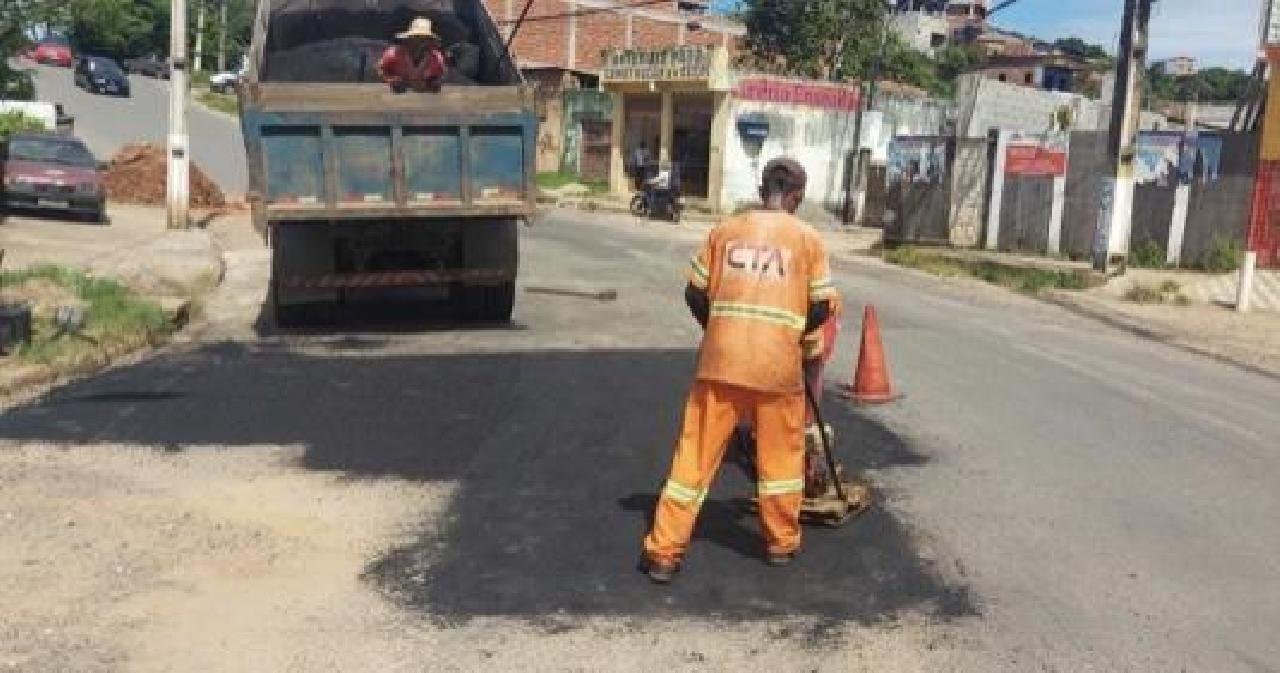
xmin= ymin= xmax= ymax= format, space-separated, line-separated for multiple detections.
xmin=867 ymin=94 xmax=953 ymax=163
xmin=719 ymin=98 xmax=860 ymax=216
xmin=949 ymin=138 xmax=990 ymax=247
xmin=956 ymin=74 xmax=1077 ymax=138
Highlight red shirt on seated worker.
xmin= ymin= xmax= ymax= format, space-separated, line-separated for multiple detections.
xmin=377 ymin=17 xmax=447 ymax=93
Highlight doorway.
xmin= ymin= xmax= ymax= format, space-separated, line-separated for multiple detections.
xmin=673 ymin=93 xmax=714 ymax=199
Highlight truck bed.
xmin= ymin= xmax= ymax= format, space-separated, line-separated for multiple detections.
xmin=241 ymin=83 xmax=536 ymax=222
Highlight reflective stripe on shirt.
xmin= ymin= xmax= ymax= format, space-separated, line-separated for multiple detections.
xmin=690 ymin=257 xmax=711 ymax=288
xmin=709 ymin=301 xmax=806 ymax=331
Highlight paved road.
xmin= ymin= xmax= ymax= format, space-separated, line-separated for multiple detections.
xmin=26 ymin=62 xmax=248 ymax=196
xmin=1 ymin=207 xmax=1278 ymax=670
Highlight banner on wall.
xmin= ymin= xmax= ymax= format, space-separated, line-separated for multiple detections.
xmin=1134 ymin=131 xmax=1223 ymax=186
xmin=1005 ymin=134 xmax=1068 ymax=177
xmin=1134 ymin=131 xmax=1183 ymax=186
xmin=734 ymin=78 xmax=861 ymax=111
xmin=886 ymin=136 xmax=948 ymax=186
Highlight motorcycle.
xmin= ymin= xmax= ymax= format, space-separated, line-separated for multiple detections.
xmin=629 ymin=164 xmax=683 ymax=223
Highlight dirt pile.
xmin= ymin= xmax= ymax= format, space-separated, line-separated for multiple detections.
xmin=104 ymin=143 xmax=226 ymax=208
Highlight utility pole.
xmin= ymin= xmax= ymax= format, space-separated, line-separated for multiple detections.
xmin=845 ymin=4 xmax=891 ymax=226
xmin=217 ymin=0 xmax=228 ymax=73
xmin=1091 ymin=0 xmax=1154 ymax=273
xmin=167 ymin=0 xmax=190 ymax=230
xmin=193 ymin=0 xmax=205 ymax=74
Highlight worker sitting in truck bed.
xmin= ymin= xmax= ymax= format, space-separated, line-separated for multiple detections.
xmin=377 ymin=17 xmax=447 ymax=93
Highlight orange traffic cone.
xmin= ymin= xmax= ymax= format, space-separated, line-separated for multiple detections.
xmin=841 ymin=305 xmax=898 ymax=405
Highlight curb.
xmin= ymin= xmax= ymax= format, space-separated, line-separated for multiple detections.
xmin=1042 ymin=290 xmax=1280 ymax=381
xmin=190 ymin=89 xmax=238 ymax=120
xmin=925 ymin=249 xmax=1107 ymax=288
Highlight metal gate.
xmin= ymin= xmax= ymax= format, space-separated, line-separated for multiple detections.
xmin=883 ymin=136 xmax=955 ymax=246
xmin=998 ymin=176 xmax=1054 ymax=252
xmin=578 ymin=119 xmax=612 ymax=184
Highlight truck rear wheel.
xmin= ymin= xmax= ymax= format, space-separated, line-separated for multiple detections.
xmin=456 ymin=219 xmax=518 ymax=322
xmin=456 ymin=281 xmax=515 ymax=322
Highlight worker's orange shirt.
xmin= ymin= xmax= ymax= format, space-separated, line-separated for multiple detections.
xmin=688 ymin=210 xmax=838 ymax=394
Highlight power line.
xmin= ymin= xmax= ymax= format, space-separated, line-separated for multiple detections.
xmin=494 ymin=0 xmax=703 ymax=26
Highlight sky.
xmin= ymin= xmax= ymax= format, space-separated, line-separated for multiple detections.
xmin=995 ymin=0 xmax=1259 ymax=68
xmin=712 ymin=0 xmax=1260 ymax=69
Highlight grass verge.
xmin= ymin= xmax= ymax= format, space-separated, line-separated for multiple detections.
xmin=1122 ymin=280 xmax=1190 ymax=306
xmin=0 ymin=265 xmax=174 ymax=379
xmin=883 ymin=246 xmax=1094 ymax=295
xmin=196 ymin=89 xmax=239 ymax=116
xmin=535 ymin=171 xmax=608 ymax=194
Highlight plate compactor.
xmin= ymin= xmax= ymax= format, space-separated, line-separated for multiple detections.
xmin=734 ymin=379 xmax=873 ymax=527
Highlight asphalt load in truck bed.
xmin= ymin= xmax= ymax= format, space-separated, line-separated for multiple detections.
xmin=104 ymin=143 xmax=226 ymax=209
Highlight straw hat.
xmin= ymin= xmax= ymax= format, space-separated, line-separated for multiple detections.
xmin=397 ymin=17 xmax=439 ymax=40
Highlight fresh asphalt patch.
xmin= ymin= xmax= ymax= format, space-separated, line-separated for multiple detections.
xmin=0 ymin=341 xmax=974 ymax=628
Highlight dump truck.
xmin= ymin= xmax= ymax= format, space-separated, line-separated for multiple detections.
xmin=239 ymin=0 xmax=536 ymax=324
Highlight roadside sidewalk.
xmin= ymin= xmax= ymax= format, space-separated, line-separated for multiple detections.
xmin=1 ymin=204 xmax=223 ymax=301
xmin=872 ymin=245 xmax=1280 ymax=378
xmin=1044 ymin=269 xmax=1280 ymax=378
xmin=0 ymin=204 xmax=226 ymax=396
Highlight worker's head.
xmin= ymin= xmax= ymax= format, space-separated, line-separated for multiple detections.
xmin=759 ymin=158 xmax=807 ymax=214
xmin=397 ymin=17 xmax=440 ymax=55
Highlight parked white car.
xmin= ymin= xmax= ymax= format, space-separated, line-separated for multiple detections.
xmin=208 ymin=63 xmax=246 ymax=94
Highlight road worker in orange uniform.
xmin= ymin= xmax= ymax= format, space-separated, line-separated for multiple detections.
xmin=641 ymin=158 xmax=838 ymax=584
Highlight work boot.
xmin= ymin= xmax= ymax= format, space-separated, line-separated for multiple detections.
xmin=640 ymin=557 xmax=680 ymax=584
xmin=765 ymin=550 xmax=798 ymax=567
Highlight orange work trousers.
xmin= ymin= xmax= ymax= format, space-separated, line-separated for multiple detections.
xmin=643 ymin=380 xmax=807 ymax=566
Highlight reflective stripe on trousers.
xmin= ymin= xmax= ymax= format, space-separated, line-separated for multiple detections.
xmin=643 ymin=380 xmax=806 ymax=565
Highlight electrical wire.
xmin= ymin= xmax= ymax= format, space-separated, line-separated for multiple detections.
xmin=495 ymin=0 xmax=702 ymax=26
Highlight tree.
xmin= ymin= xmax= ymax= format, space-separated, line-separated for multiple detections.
xmin=934 ymin=43 xmax=984 ymax=83
xmin=877 ymin=38 xmax=939 ymax=93
xmin=1053 ymin=37 xmax=1109 ymax=62
xmin=1146 ymin=65 xmax=1251 ymax=103
xmin=740 ymin=0 xmax=892 ymax=81
xmin=1 ymin=0 xmax=67 ymax=100
xmin=66 ymin=0 xmax=157 ymax=58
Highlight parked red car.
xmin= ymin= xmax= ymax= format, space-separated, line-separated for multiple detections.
xmin=1 ymin=134 xmax=106 ymax=223
xmin=33 ymin=42 xmax=74 ymax=68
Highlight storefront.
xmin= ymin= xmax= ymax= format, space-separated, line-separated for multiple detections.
xmin=601 ymin=45 xmax=733 ymax=204
xmin=601 ymin=46 xmax=866 ymax=215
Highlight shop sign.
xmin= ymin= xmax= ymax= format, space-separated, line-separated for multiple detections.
xmin=1006 ymin=141 xmax=1067 ymax=177
xmin=735 ymin=78 xmax=861 ymax=111
xmin=602 ymin=46 xmax=714 ymax=82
